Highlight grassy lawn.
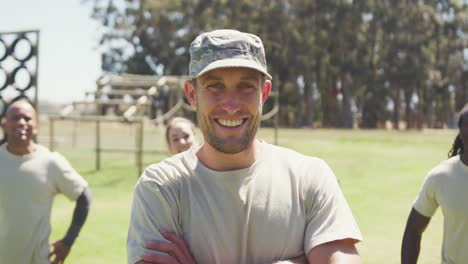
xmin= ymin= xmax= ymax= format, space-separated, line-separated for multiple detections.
xmin=43 ymin=121 xmax=456 ymax=263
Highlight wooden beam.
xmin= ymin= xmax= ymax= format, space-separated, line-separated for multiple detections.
xmin=72 ymin=100 xmax=151 ymax=106
xmin=85 ymin=89 xmax=159 ymax=97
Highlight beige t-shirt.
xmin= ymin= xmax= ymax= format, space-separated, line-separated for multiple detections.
xmin=413 ymin=155 xmax=468 ymax=264
xmin=0 ymin=144 xmax=88 ymax=264
xmin=127 ymin=141 xmax=362 ymax=264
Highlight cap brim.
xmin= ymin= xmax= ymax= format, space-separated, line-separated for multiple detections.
xmin=192 ymin=58 xmax=272 ymax=80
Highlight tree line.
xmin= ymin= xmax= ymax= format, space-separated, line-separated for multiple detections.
xmin=84 ymin=0 xmax=468 ymax=129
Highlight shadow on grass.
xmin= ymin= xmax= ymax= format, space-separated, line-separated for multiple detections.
xmin=80 ymin=169 xmax=99 ymax=175
xmin=80 ymin=162 xmax=139 ymax=188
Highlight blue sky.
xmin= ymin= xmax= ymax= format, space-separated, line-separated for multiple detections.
xmin=1 ymin=0 xmax=101 ymax=103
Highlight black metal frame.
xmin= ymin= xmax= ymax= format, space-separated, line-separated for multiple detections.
xmin=0 ymin=30 xmax=40 ymax=119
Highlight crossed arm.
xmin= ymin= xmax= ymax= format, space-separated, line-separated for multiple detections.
xmin=134 ymin=230 xmax=361 ymax=264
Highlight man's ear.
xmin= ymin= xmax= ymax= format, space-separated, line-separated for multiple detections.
xmin=184 ymin=80 xmax=197 ymax=109
xmin=261 ymin=80 xmax=272 ymax=104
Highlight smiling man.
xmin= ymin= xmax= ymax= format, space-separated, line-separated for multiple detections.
xmin=0 ymin=97 xmax=91 ymax=264
xmin=127 ymin=29 xmax=362 ymax=264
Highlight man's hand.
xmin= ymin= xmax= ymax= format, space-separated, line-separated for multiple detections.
xmin=49 ymin=240 xmax=71 ymax=264
xmin=140 ymin=229 xmax=196 ymax=264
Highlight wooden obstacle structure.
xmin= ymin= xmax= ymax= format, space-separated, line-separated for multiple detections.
xmin=68 ymin=74 xmax=186 ymax=120
xmin=49 ymin=74 xmax=187 ymax=176
xmin=49 ymin=73 xmax=279 ymax=176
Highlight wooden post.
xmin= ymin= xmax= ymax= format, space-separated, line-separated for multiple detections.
xmin=49 ymin=117 xmax=54 ymax=151
xmin=96 ymin=120 xmax=101 ymax=170
xmin=136 ymin=120 xmax=144 ymax=177
xmin=72 ymin=120 xmax=78 ymax=147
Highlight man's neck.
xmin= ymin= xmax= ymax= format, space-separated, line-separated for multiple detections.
xmin=196 ymin=140 xmax=261 ymax=171
xmin=6 ymin=142 xmax=36 ymax=156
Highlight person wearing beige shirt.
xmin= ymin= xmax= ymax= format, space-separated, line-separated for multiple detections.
xmin=127 ymin=29 xmax=362 ymax=264
xmin=0 ymin=97 xmax=91 ymax=264
xmin=402 ymin=103 xmax=468 ymax=264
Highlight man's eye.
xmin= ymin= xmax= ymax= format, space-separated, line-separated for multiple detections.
xmin=240 ymin=83 xmax=256 ymax=92
xmin=207 ymin=84 xmax=224 ymax=94
xmin=208 ymin=83 xmax=223 ymax=89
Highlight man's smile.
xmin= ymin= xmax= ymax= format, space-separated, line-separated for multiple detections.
xmin=216 ymin=118 xmax=247 ymax=128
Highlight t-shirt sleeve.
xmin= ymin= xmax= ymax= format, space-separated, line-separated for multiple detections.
xmin=50 ymin=152 xmax=88 ymax=201
xmin=413 ymin=171 xmax=439 ymax=218
xmin=127 ymin=168 xmax=182 ymax=264
xmin=304 ymin=159 xmax=362 ymax=255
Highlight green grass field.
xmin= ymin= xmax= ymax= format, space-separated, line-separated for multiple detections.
xmin=42 ymin=120 xmax=456 ymax=263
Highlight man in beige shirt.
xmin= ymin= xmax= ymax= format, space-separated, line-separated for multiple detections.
xmin=402 ymin=103 xmax=468 ymax=264
xmin=127 ymin=29 xmax=362 ymax=264
xmin=0 ymin=97 xmax=91 ymax=264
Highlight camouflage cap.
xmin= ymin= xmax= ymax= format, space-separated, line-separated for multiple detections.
xmin=188 ymin=29 xmax=272 ymax=80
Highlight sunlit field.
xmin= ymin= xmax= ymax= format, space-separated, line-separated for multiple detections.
xmin=41 ymin=118 xmax=455 ymax=264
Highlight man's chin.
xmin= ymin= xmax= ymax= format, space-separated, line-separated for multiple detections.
xmin=210 ymin=138 xmax=251 ymax=154
xmin=216 ymin=146 xmax=245 ymax=154
xmin=9 ymin=137 xmax=32 ymax=145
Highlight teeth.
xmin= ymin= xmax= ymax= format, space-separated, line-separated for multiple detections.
xmin=218 ymin=119 xmax=243 ymax=127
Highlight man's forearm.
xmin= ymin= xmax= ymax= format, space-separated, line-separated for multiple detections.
xmin=401 ymin=208 xmax=431 ymax=264
xmin=401 ymin=228 xmax=422 ymax=264
xmin=62 ymin=187 xmax=92 ymax=247
xmin=273 ymin=255 xmax=308 ymax=264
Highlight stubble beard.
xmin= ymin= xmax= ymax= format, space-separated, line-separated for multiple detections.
xmin=7 ymin=125 xmax=35 ymax=144
xmin=198 ymin=108 xmax=262 ymax=154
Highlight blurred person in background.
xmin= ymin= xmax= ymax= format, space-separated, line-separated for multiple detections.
xmin=165 ymin=117 xmax=199 ymax=154
xmin=402 ymin=103 xmax=468 ymax=264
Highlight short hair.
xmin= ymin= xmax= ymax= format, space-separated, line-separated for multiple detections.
xmin=1 ymin=95 xmax=35 ymax=118
xmin=0 ymin=95 xmax=36 ymax=145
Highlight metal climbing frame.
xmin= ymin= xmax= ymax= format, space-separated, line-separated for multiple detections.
xmin=0 ymin=30 xmax=39 ymax=118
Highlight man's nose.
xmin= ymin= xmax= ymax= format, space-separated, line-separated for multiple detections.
xmin=18 ymin=118 xmax=27 ymax=125
xmin=222 ymin=94 xmax=241 ymax=114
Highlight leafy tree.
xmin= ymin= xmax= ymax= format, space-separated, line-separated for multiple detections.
xmin=83 ymin=0 xmax=468 ymax=128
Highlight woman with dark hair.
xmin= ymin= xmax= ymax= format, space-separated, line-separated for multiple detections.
xmin=402 ymin=103 xmax=468 ymax=264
